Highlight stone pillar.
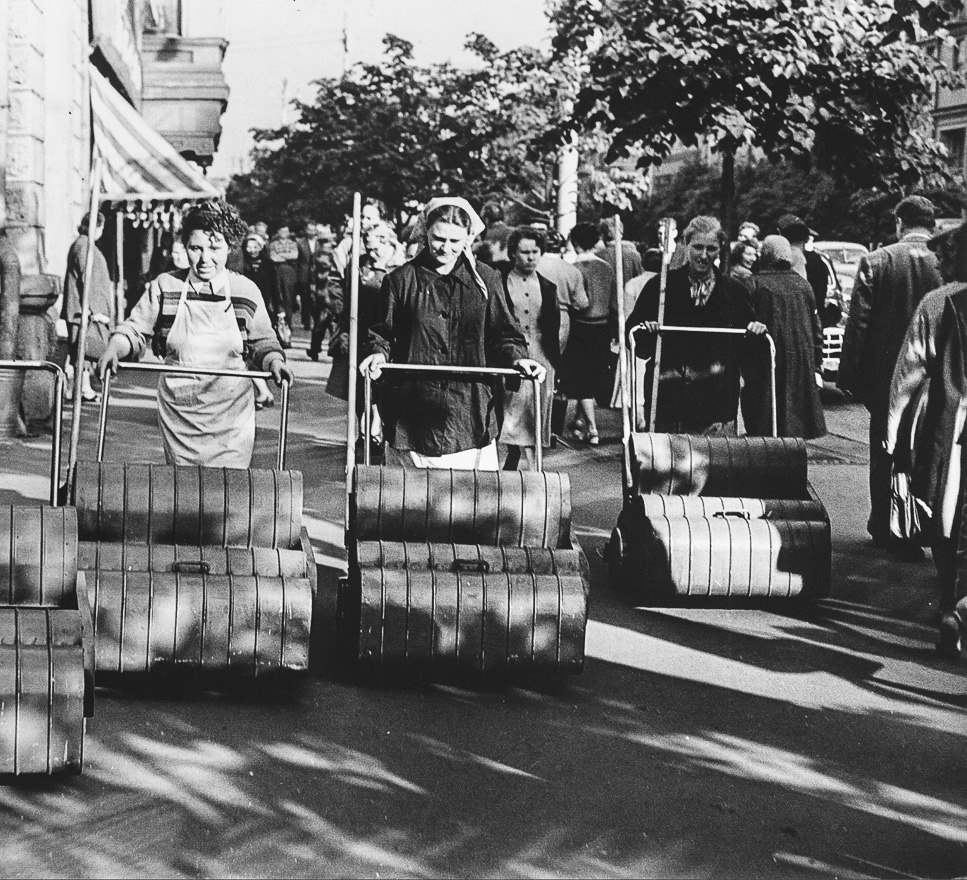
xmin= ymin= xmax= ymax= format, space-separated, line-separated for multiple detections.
xmin=7 ymin=0 xmax=45 ymax=277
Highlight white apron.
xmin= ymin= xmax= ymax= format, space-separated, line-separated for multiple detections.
xmin=158 ymin=273 xmax=255 ymax=468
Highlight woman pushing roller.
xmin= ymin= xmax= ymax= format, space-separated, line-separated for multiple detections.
xmin=359 ymin=197 xmax=545 ymax=470
xmin=99 ymin=201 xmax=294 ymax=468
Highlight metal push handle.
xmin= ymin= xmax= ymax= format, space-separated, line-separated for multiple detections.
xmin=362 ymin=363 xmax=545 ymax=471
xmin=0 ymin=360 xmax=66 ymax=506
xmin=628 ymin=324 xmax=778 ymax=438
xmin=97 ymin=362 xmax=291 ymax=470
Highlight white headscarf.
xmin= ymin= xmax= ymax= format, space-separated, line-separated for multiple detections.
xmin=413 ymin=197 xmax=490 ymax=298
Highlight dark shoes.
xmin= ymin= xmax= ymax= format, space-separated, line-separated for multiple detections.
xmin=887 ymin=542 xmax=925 ymax=562
xmin=869 ymin=534 xmax=925 ymax=562
xmin=937 ymin=599 xmax=967 ymax=660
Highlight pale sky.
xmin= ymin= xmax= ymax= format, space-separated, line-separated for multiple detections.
xmin=209 ymin=0 xmax=553 ymax=181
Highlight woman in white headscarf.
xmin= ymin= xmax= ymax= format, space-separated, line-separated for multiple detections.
xmin=360 ymin=197 xmax=545 ymax=470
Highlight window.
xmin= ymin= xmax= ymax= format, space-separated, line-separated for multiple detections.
xmin=941 ymin=129 xmax=966 ymax=173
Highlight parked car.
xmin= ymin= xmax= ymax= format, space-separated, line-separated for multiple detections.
xmin=809 ymin=241 xmax=868 ymax=381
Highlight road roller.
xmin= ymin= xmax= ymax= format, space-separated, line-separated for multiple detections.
xmin=339 ymin=364 xmax=590 ymax=676
xmin=606 ymin=323 xmax=831 ymax=604
xmin=0 ymin=361 xmax=93 ymax=775
xmin=70 ymin=363 xmax=314 ymax=676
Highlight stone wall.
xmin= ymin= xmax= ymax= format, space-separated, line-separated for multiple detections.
xmin=4 ymin=0 xmax=89 ymax=278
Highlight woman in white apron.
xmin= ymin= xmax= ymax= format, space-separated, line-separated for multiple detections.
xmin=100 ymin=201 xmax=292 ymax=468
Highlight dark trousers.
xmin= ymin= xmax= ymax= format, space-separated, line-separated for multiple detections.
xmin=935 ymin=495 xmax=967 ymax=612
xmin=867 ymin=401 xmax=892 ymax=544
xmin=308 ymin=293 xmax=333 ymax=358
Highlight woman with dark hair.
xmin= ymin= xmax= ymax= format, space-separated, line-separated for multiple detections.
xmin=99 ymin=200 xmax=293 ymax=468
xmin=499 ymin=226 xmax=562 ymax=469
xmin=360 ymin=197 xmax=544 ymax=470
xmin=729 ymin=241 xmax=758 ymax=283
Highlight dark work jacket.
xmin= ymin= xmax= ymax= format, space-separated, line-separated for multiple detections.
xmin=499 ymin=267 xmax=562 ymax=369
xmin=626 ymin=266 xmax=755 ymax=432
xmin=240 ymin=256 xmax=282 ymax=321
xmin=367 ymin=250 xmax=528 ymax=456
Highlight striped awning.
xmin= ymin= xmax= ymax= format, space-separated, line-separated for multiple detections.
xmin=90 ymin=66 xmax=221 ymax=203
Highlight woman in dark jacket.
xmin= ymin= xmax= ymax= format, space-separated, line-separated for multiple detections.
xmin=359 ymin=197 xmax=544 ymax=470
xmin=740 ymin=235 xmax=826 ymax=439
xmin=626 ymin=215 xmax=765 ymax=435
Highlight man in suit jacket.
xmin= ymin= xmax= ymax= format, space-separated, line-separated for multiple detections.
xmin=839 ymin=195 xmax=943 ymax=553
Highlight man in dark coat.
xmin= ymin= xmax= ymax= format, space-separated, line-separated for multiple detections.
xmin=626 ymin=215 xmax=765 ymax=435
xmin=777 ymin=214 xmax=841 ymax=328
xmin=741 ymin=235 xmax=826 ymax=439
xmin=838 ymin=195 xmax=942 ymax=554
xmin=917 ymin=281 xmax=967 ymax=655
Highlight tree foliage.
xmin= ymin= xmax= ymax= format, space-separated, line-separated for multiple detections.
xmin=227 ymin=34 xmax=649 ymax=231
xmin=631 ymin=155 xmax=967 ymax=248
xmin=549 ymin=0 xmax=964 ymax=191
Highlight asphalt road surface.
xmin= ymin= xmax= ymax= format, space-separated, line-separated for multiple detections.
xmin=1 ymin=335 xmax=965 ymax=879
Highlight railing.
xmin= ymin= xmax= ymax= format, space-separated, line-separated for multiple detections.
xmin=363 ymin=363 xmax=545 ymax=470
xmin=97 ymin=362 xmax=291 ymax=470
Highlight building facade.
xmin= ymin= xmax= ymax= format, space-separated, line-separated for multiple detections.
xmin=933 ymin=12 xmax=967 ymax=178
xmin=1 ymin=0 xmax=90 ymax=278
xmin=0 ymin=0 xmax=228 ymax=280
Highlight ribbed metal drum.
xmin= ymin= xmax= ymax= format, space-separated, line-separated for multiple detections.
xmin=625 ymin=512 xmax=831 ymax=601
xmin=630 ymin=433 xmax=807 ymax=498
xmin=353 ymin=465 xmax=571 ymax=548
xmin=87 ymin=571 xmax=312 ymax=674
xmin=635 ymin=495 xmax=826 ymax=521
xmin=352 ymin=568 xmax=587 ymax=674
xmin=73 ymin=462 xmax=303 ymax=550
xmin=0 ymin=506 xmax=77 ymax=606
xmin=79 ymin=541 xmax=309 ymax=580
xmin=0 ymin=607 xmax=86 ymax=774
xmin=355 ymin=540 xmax=588 ymax=580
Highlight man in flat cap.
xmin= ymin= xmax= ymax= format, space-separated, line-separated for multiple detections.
xmin=839 ymin=195 xmax=943 ymax=558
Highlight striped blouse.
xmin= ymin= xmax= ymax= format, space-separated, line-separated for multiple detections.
xmin=112 ymin=269 xmax=283 ymax=369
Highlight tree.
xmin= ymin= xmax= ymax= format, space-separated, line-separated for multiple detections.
xmin=629 ymin=155 xmax=967 ymax=250
xmin=549 ymin=0 xmax=964 ymax=235
xmin=227 ymin=34 xmax=650 ymax=232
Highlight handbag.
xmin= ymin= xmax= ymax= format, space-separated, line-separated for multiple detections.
xmin=73 ymin=317 xmax=111 ymax=362
xmin=889 ymin=468 xmax=931 ymax=544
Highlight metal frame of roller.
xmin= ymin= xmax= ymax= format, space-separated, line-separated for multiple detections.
xmin=70 ymin=363 xmax=315 ymax=676
xmin=606 ymin=319 xmax=832 ymax=605
xmin=340 ymin=364 xmax=590 ymax=676
xmin=0 ymin=361 xmax=93 ymax=775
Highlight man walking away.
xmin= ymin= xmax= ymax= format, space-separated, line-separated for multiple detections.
xmin=838 ymin=195 xmax=942 ymax=558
